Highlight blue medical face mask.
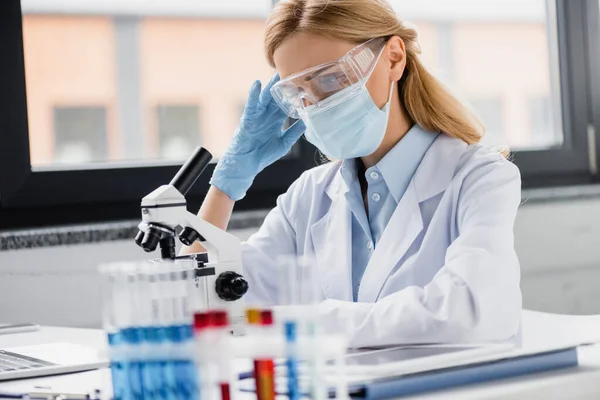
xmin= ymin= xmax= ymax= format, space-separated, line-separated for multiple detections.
xmin=299 ymin=79 xmax=395 ymax=160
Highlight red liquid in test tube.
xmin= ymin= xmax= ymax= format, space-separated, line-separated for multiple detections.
xmin=213 ymin=310 xmax=232 ymax=400
xmin=220 ymin=382 xmax=231 ymax=400
xmin=195 ymin=311 xmax=220 ymax=400
xmin=258 ymin=310 xmax=275 ymax=400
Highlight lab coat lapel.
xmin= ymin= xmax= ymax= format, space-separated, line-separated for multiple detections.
xmin=358 ymin=181 xmax=423 ymax=303
xmin=357 ymin=134 xmax=467 ymax=303
xmin=310 ymin=174 xmax=353 ymax=302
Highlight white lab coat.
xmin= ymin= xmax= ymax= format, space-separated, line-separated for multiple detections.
xmin=241 ymin=134 xmax=522 ymax=348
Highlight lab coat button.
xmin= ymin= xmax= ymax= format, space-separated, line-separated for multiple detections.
xmin=369 ymin=171 xmax=379 ymax=180
xmin=371 ymin=193 xmax=381 ymax=202
xmin=367 ymin=241 xmax=374 ymax=250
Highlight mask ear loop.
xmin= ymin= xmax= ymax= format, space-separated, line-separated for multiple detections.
xmin=379 ymin=38 xmax=397 ymax=105
xmin=385 ymin=79 xmax=395 ymax=107
xmin=357 ymin=45 xmax=394 ymax=111
xmin=380 ymin=38 xmax=396 ymax=111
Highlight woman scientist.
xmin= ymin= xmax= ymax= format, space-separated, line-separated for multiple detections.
xmin=189 ymin=0 xmax=522 ymax=348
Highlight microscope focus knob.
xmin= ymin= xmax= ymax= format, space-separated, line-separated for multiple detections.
xmin=215 ymin=271 xmax=249 ymax=301
xmin=179 ymin=227 xmax=201 ymax=246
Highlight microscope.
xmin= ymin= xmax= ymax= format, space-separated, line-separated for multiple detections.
xmin=134 ymin=147 xmax=249 ymax=334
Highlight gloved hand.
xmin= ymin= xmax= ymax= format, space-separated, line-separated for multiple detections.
xmin=210 ymin=74 xmax=306 ymax=201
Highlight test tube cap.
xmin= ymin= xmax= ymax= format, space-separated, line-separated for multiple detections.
xmin=212 ymin=310 xmax=229 ymax=328
xmin=260 ymin=310 xmax=274 ymax=326
xmin=194 ymin=311 xmax=211 ymax=331
xmin=246 ymin=308 xmax=261 ymax=325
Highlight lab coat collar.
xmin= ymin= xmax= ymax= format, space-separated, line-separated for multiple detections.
xmin=324 ymin=132 xmax=466 ymax=204
xmin=325 ymin=160 xmax=348 ymax=199
xmin=318 ymin=132 xmax=467 ymax=302
xmin=377 ymin=124 xmax=439 ymax=204
xmin=413 ymin=133 xmax=468 ymax=202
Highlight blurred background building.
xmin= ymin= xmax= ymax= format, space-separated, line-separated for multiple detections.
xmin=21 ymin=0 xmax=561 ymax=166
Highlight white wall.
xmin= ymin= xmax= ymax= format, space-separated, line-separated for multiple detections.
xmin=0 ymin=228 xmax=257 ymax=328
xmin=516 ymin=198 xmax=600 ymax=314
xmin=1 ymin=200 xmax=600 ymax=328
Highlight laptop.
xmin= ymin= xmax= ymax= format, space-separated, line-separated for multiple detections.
xmin=0 ymin=342 xmax=108 ymax=381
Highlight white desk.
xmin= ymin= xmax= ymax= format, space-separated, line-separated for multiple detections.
xmin=1 ymin=311 xmax=600 ymax=399
xmin=0 ymin=327 xmax=110 ymax=397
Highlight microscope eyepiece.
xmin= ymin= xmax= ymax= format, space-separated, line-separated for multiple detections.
xmin=134 ymin=230 xmax=145 ymax=247
xmin=141 ymin=227 xmax=161 ymax=252
xmin=170 ymin=147 xmax=213 ymax=195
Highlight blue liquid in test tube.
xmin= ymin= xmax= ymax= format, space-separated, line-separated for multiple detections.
xmin=121 ymin=326 xmax=144 ymax=400
xmin=137 ymin=269 xmax=167 ymax=400
xmin=107 ymin=330 xmax=130 ymax=400
xmin=101 ymin=264 xmax=142 ymax=400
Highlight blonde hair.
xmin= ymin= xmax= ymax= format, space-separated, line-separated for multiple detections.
xmin=265 ymin=0 xmax=485 ymax=145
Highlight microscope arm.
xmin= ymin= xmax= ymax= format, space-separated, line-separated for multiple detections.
xmin=182 ymin=210 xmax=241 ymax=264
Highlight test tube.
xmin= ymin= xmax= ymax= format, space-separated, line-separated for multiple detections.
xmin=100 ymin=259 xmax=205 ymax=400
xmin=297 ymin=256 xmax=328 ymax=400
xmin=277 ymin=255 xmax=328 ymax=400
xmin=297 ymin=257 xmax=348 ymax=400
xmin=276 ymin=256 xmax=302 ymax=400
xmin=245 ymin=308 xmax=261 ymax=336
xmin=150 ymin=260 xmax=194 ymax=400
xmin=174 ymin=260 xmax=200 ymax=400
xmin=145 ymin=262 xmax=171 ymax=383
xmin=136 ymin=262 xmax=166 ymax=400
xmin=99 ymin=263 xmax=118 ymax=342
xmin=99 ymin=262 xmax=142 ymax=400
xmin=99 ymin=264 xmax=128 ymax=400
xmin=193 ymin=310 xmax=210 ymax=389
xmin=213 ymin=311 xmax=234 ymax=400
xmin=258 ymin=310 xmax=275 ymax=400
xmin=245 ymin=309 xmax=264 ymax=400
xmin=121 ymin=264 xmax=144 ymax=400
xmin=194 ymin=311 xmax=219 ymax=400
xmin=152 ymin=261 xmax=178 ymax=400
xmin=169 ymin=263 xmax=186 ymax=341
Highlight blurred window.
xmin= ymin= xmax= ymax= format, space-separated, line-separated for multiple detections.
xmin=53 ymin=106 xmax=108 ymax=164
xmin=529 ymin=96 xmax=554 ymax=148
xmin=389 ymin=0 xmax=562 ymax=150
xmin=21 ymin=1 xmax=274 ymax=167
xmin=157 ymin=105 xmax=201 ymax=160
xmin=469 ymin=98 xmax=504 ymax=146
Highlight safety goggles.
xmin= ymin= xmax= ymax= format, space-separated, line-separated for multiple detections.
xmin=270 ymin=37 xmax=388 ymax=119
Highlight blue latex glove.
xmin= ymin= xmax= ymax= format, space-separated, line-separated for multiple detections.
xmin=210 ymin=74 xmax=306 ymax=201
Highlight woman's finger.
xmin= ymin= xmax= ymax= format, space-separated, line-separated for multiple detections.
xmin=244 ymin=80 xmax=262 ymax=115
xmin=257 ymin=73 xmax=281 ymax=110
